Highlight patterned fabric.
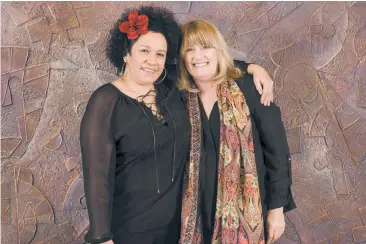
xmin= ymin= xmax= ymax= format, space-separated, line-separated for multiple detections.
xmin=180 ymin=83 xmax=203 ymax=244
xmin=180 ymin=79 xmax=265 ymax=244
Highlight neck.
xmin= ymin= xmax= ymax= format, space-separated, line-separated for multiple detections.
xmin=194 ymin=79 xmax=217 ymax=95
xmin=121 ymin=76 xmax=154 ymax=97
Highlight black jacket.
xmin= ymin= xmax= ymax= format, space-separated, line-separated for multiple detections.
xmin=234 ymin=61 xmax=296 ymax=214
xmin=239 ymin=76 xmax=296 ymax=215
xmin=199 ymin=62 xmax=296 ymax=243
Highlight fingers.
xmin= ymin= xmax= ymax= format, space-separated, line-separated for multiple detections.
xmin=264 ymin=84 xmax=274 ymax=106
xmin=266 ymin=93 xmax=273 ymax=106
xmin=261 ymin=93 xmax=272 ymax=107
xmin=259 ymin=81 xmax=274 ymax=106
xmin=264 ymin=96 xmax=271 ymax=106
xmin=254 ymin=77 xmax=263 ymax=95
xmin=267 ymin=228 xmax=285 ymax=244
xmin=261 ymin=95 xmax=265 ymax=106
xmin=274 ymin=229 xmax=284 ymax=243
xmin=266 ymin=209 xmax=285 ymax=243
xmin=266 ymin=227 xmax=274 ymax=244
xmin=254 ymin=77 xmax=274 ymax=106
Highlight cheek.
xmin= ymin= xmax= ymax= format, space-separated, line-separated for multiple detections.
xmin=211 ymin=62 xmax=218 ymax=72
xmin=210 ymin=58 xmax=219 ymax=72
xmin=129 ymin=57 xmax=141 ymax=71
xmin=184 ymin=57 xmax=189 ymax=66
xmin=158 ymin=63 xmax=165 ymax=75
xmin=184 ymin=57 xmax=193 ymax=71
xmin=210 ymin=52 xmax=218 ymax=66
xmin=158 ymin=58 xmax=166 ymax=68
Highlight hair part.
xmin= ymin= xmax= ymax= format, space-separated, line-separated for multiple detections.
xmin=178 ymin=19 xmax=243 ymax=91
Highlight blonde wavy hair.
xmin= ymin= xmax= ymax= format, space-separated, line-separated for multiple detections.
xmin=178 ymin=19 xmax=243 ymax=91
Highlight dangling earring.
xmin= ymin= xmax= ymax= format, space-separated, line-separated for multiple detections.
xmin=120 ymin=62 xmax=127 ymax=78
xmin=154 ymin=68 xmax=166 ymax=85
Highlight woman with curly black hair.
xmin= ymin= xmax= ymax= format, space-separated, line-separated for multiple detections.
xmin=80 ymin=6 xmax=275 ymax=244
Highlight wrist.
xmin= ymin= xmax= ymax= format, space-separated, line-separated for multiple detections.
xmin=247 ymin=63 xmax=260 ymax=75
xmin=268 ymin=207 xmax=284 ymax=213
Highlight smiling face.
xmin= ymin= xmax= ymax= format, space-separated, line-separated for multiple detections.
xmin=178 ymin=19 xmax=242 ymax=91
xmin=124 ymin=31 xmax=167 ymax=86
xmin=184 ymin=45 xmax=218 ymax=83
xmin=179 ymin=19 xmax=234 ymax=90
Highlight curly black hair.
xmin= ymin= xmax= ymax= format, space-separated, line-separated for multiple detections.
xmin=106 ymin=6 xmax=182 ymax=73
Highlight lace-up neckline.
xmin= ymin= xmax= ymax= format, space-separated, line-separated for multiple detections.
xmin=109 ymin=82 xmax=167 ymax=125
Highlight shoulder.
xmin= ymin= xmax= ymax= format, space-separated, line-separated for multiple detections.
xmin=234 ymin=60 xmax=249 ymax=72
xmin=91 ymin=82 xmax=120 ymax=98
xmin=236 ymin=73 xmax=255 ymax=90
xmin=89 ymin=83 xmax=120 ymax=104
xmin=235 ymin=74 xmax=260 ymax=108
xmin=85 ymin=83 xmax=121 ymax=114
xmin=235 ymin=75 xmax=282 ymax=120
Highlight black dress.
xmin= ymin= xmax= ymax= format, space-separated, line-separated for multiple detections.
xmin=80 ymin=82 xmax=190 ymax=244
xmin=199 ymin=73 xmax=296 ymax=243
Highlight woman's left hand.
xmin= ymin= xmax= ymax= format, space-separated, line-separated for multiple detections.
xmin=247 ymin=64 xmax=274 ymax=106
xmin=266 ymin=207 xmax=285 ymax=244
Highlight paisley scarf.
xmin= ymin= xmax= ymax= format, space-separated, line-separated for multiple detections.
xmin=180 ymin=79 xmax=265 ymax=244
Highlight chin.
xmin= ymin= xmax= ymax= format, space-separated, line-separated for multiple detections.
xmin=143 ymin=80 xmax=157 ymax=85
xmin=195 ymin=74 xmax=213 ymax=82
xmin=135 ymin=79 xmax=154 ymax=86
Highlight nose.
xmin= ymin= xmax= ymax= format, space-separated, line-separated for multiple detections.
xmin=192 ymin=47 xmax=204 ymax=60
xmin=146 ymin=53 xmax=158 ymax=66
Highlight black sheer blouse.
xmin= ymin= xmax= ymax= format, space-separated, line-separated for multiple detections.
xmin=80 ymin=83 xmax=190 ymax=244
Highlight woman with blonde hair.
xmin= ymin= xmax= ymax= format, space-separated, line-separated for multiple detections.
xmin=179 ymin=19 xmax=296 ymax=244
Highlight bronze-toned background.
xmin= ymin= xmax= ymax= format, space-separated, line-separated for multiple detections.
xmin=1 ymin=2 xmax=366 ymax=243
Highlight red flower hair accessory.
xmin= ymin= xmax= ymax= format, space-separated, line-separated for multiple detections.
xmin=119 ymin=11 xmax=149 ymax=40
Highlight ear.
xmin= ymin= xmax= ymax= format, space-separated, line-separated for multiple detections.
xmin=123 ymin=50 xmax=129 ymax=63
xmin=123 ymin=55 xmax=129 ymax=65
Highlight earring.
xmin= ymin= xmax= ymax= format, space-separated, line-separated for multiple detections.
xmin=120 ymin=62 xmax=127 ymax=77
xmin=154 ymin=68 xmax=166 ymax=85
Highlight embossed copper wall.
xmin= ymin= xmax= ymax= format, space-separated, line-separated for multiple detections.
xmin=1 ymin=2 xmax=366 ymax=244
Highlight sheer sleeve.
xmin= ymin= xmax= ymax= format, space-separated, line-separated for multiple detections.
xmin=234 ymin=60 xmax=250 ymax=73
xmin=237 ymin=75 xmax=294 ymax=211
xmin=80 ymin=86 xmax=117 ymax=243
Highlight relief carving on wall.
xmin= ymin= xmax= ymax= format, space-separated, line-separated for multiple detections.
xmin=1 ymin=1 xmax=366 ymax=243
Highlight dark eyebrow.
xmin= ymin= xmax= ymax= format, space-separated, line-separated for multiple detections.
xmin=140 ymin=45 xmax=167 ymax=53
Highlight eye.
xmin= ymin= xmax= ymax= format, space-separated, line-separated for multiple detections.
xmin=141 ymin=49 xmax=149 ymax=53
xmin=203 ymin=45 xmax=210 ymax=49
xmin=186 ymin=48 xmax=193 ymax=52
xmin=157 ymin=53 xmax=166 ymax=58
